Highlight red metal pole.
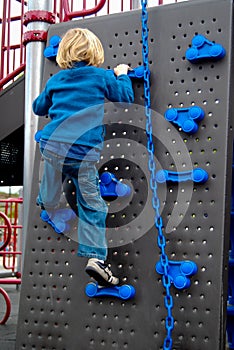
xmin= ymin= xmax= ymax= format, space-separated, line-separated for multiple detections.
xmin=6 ymin=0 xmax=11 ymax=76
xmin=0 ymin=63 xmax=25 ymax=90
xmin=0 ymin=211 xmax=12 ymax=251
xmin=0 ymin=0 xmax=7 ymax=81
xmin=0 ymin=287 xmax=11 ymax=325
xmin=20 ymin=0 xmax=25 ymax=65
xmin=63 ymin=0 xmax=107 ymax=21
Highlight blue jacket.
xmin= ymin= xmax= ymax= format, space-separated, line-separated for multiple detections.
xmin=33 ymin=61 xmax=134 ymax=157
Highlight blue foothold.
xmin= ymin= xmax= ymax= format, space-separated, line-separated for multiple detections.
xmin=99 ymin=172 xmax=131 ymax=198
xmin=180 ymin=261 xmax=198 ymax=276
xmin=210 ymin=44 xmax=222 ymax=58
xmin=164 ymin=106 xmax=205 ymax=134
xmin=155 ymin=260 xmax=198 ymax=290
xmin=192 ymin=34 xmax=205 ymax=47
xmin=156 ymin=168 xmax=208 ymax=184
xmin=85 ymin=282 xmax=136 ymax=300
xmin=155 ymin=170 xmax=167 ymax=183
xmin=189 ymin=106 xmax=204 ymax=121
xmin=119 ymin=285 xmax=136 ymax=300
xmin=183 ymin=119 xmax=197 ymax=133
xmin=115 ymin=182 xmax=131 ymax=197
xmin=186 ymin=47 xmax=198 ymax=61
xmin=192 ymin=168 xmax=209 ymax=183
xmin=40 ymin=208 xmax=76 ymax=234
xmin=186 ymin=34 xmax=226 ymax=62
xmin=174 ymin=275 xmax=190 ymax=290
xmin=100 ymin=172 xmax=113 ymax=185
xmin=85 ymin=282 xmax=98 ymax=297
xmin=49 ymin=35 xmax=61 ymax=47
xmin=165 ymin=108 xmax=177 ymax=122
xmin=44 ymin=35 xmax=61 ymax=60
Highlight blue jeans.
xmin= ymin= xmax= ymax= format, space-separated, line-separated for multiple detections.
xmin=38 ymin=149 xmax=108 ymax=260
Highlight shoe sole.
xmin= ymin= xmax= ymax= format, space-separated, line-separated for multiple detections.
xmin=85 ymin=266 xmax=118 ymax=287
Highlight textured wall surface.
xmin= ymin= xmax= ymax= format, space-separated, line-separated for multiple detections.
xmin=16 ymin=1 xmax=234 ymax=349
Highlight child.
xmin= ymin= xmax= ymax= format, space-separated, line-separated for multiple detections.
xmin=33 ymin=28 xmax=134 ymax=286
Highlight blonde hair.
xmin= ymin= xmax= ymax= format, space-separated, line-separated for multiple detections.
xmin=56 ymin=28 xmax=104 ymax=69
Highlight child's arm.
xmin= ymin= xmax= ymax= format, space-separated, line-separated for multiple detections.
xmin=32 ymin=85 xmax=52 ymax=116
xmin=105 ymin=64 xmax=134 ymax=103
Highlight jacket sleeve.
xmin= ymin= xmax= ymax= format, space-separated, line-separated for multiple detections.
xmin=104 ymin=70 xmax=134 ymax=103
xmin=32 ymin=84 xmax=52 ymax=116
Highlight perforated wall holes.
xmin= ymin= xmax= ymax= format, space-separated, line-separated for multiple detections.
xmin=16 ymin=2 xmax=234 ymax=350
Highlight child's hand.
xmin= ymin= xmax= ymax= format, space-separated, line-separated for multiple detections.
xmin=114 ymin=64 xmax=130 ymax=76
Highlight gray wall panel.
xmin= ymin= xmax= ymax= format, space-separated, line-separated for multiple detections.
xmin=16 ymin=1 xmax=233 ymax=349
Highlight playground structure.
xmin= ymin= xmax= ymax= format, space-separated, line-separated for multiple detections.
xmin=1 ymin=0 xmax=234 ymax=349
xmin=0 ymin=198 xmax=23 ymax=325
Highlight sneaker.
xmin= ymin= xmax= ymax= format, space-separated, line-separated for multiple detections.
xmin=85 ymin=258 xmax=119 ymax=286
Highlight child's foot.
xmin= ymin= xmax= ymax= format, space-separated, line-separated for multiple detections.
xmin=85 ymin=258 xmax=119 ymax=286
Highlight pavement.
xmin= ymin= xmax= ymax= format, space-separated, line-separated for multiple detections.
xmin=0 ymin=284 xmax=20 ymax=350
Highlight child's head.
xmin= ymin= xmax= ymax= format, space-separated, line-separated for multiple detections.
xmin=56 ymin=28 xmax=104 ymax=69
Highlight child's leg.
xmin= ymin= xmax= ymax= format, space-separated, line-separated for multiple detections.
xmin=38 ymin=152 xmax=76 ymax=234
xmin=37 ymin=156 xmax=62 ymax=210
xmin=74 ymin=161 xmax=108 ymax=260
xmin=73 ymin=161 xmax=119 ymax=286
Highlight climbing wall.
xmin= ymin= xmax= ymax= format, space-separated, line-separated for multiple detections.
xmin=16 ymin=0 xmax=234 ymax=349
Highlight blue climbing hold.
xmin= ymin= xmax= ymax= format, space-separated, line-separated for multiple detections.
xmin=186 ymin=34 xmax=226 ymax=63
xmin=99 ymin=172 xmax=131 ymax=197
xmin=227 ymin=305 xmax=234 ymax=349
xmin=85 ymin=282 xmax=136 ymax=300
xmin=34 ymin=130 xmax=42 ymax=143
xmin=156 ymin=260 xmax=198 ymax=290
xmin=127 ymin=66 xmax=147 ymax=79
xmin=164 ymin=106 xmax=205 ymax=134
xmin=109 ymin=65 xmax=149 ymax=79
xmin=44 ymin=35 xmax=61 ymax=60
xmin=228 ymin=258 xmax=234 ymax=305
xmin=156 ymin=168 xmax=208 ymax=184
xmin=40 ymin=208 xmax=76 ymax=234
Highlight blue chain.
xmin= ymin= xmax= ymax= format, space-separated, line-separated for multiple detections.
xmin=141 ymin=1 xmax=174 ymax=349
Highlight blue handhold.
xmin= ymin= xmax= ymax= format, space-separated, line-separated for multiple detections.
xmin=164 ymin=106 xmax=205 ymax=134
xmin=128 ymin=66 xmax=146 ymax=79
xmin=227 ymin=305 xmax=234 ymax=349
xmin=99 ymin=172 xmax=131 ymax=197
xmin=85 ymin=282 xmax=136 ymax=300
xmin=228 ymin=258 xmax=234 ymax=304
xmin=40 ymin=208 xmax=76 ymax=234
xmin=186 ymin=34 xmax=226 ymax=63
xmin=34 ymin=130 xmax=42 ymax=143
xmin=156 ymin=260 xmax=198 ymax=290
xmin=109 ymin=66 xmax=149 ymax=79
xmin=44 ymin=35 xmax=61 ymax=60
xmin=156 ymin=168 xmax=208 ymax=184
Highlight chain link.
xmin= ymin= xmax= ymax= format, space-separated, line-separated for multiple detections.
xmin=141 ymin=1 xmax=174 ymax=349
